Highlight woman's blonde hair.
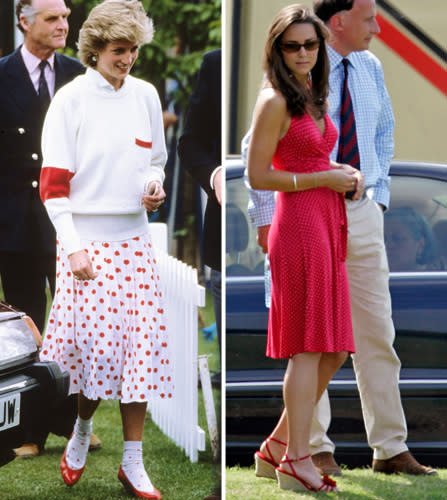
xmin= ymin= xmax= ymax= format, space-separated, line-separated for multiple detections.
xmin=78 ymin=0 xmax=154 ymax=68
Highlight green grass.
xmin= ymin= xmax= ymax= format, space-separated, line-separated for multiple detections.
xmin=0 ymin=399 xmax=218 ymax=500
xmin=226 ymin=465 xmax=447 ymax=500
xmin=0 ymin=285 xmax=220 ymax=500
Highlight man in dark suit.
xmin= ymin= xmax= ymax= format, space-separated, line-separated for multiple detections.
xmin=0 ymin=0 xmax=100 ymax=457
xmin=178 ymin=49 xmax=221 ymax=500
xmin=178 ymin=48 xmax=222 ymax=343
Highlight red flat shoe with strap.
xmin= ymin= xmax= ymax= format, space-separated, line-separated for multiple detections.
xmin=60 ymin=448 xmax=85 ymax=487
xmin=118 ymin=465 xmax=162 ymax=499
xmin=276 ymin=454 xmax=338 ymax=492
xmin=254 ymin=436 xmax=287 ymax=479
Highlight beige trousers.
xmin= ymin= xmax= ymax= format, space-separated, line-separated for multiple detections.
xmin=310 ymin=197 xmax=408 ymax=460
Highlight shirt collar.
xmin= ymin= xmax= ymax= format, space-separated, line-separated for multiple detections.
xmin=86 ymin=67 xmax=128 ymax=93
xmin=327 ymin=45 xmax=359 ymax=71
xmin=20 ymin=44 xmax=55 ymax=73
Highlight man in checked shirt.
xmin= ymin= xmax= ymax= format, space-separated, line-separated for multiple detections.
xmin=243 ymin=0 xmax=437 ymax=477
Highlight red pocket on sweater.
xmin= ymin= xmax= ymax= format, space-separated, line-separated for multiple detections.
xmin=135 ymin=138 xmax=152 ymax=149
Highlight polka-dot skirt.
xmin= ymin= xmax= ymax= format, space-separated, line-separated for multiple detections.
xmin=40 ymin=233 xmax=173 ymax=403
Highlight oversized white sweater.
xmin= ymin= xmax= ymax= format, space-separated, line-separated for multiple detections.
xmin=40 ymin=67 xmax=167 ymax=255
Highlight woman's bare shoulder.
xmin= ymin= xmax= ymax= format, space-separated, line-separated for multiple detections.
xmin=254 ymin=87 xmax=288 ymax=122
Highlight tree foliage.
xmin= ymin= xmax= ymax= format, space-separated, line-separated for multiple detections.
xmin=70 ymin=0 xmax=221 ymax=106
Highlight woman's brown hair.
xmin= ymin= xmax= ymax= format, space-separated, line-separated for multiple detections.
xmin=263 ymin=4 xmax=330 ymax=118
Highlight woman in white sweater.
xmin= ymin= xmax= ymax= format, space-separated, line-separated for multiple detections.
xmin=39 ymin=1 xmax=170 ymax=498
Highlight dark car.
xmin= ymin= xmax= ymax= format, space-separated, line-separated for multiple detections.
xmin=0 ymin=301 xmax=69 ymax=466
xmin=226 ymin=158 xmax=447 ymax=468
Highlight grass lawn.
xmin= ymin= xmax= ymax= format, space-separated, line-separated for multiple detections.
xmin=226 ymin=465 xmax=447 ymax=500
xmin=0 ymin=283 xmax=221 ymax=500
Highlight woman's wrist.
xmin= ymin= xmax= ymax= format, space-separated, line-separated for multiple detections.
xmin=292 ymin=173 xmax=298 ymax=191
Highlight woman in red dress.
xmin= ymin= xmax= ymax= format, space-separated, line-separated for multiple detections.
xmin=247 ymin=4 xmax=363 ymax=493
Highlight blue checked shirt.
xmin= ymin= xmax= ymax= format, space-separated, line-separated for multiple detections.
xmin=243 ymin=46 xmax=395 ymax=227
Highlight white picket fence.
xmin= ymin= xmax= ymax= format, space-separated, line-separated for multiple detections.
xmin=147 ymin=223 xmax=206 ymax=462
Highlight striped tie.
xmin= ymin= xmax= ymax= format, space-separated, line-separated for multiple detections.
xmin=38 ymin=60 xmax=51 ymax=110
xmin=337 ymin=59 xmax=360 ymax=171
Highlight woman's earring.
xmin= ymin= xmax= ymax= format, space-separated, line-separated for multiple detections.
xmin=92 ymin=54 xmax=97 ymax=62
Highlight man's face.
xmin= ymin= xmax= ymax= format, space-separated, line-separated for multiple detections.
xmin=339 ymin=0 xmax=380 ymax=52
xmin=21 ymin=0 xmax=70 ymax=52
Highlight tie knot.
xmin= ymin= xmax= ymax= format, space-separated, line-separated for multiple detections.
xmin=39 ymin=60 xmax=48 ymax=72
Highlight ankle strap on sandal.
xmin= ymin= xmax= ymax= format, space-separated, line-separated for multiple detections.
xmin=280 ymin=453 xmax=311 ymax=464
xmin=266 ymin=436 xmax=287 ymax=447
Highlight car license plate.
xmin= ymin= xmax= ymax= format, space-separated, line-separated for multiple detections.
xmin=0 ymin=393 xmax=20 ymax=431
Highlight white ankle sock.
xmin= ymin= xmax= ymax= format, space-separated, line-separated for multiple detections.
xmin=122 ymin=441 xmax=154 ymax=493
xmin=66 ymin=416 xmax=92 ymax=470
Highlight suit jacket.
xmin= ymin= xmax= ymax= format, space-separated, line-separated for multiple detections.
xmin=178 ymin=49 xmax=221 ymax=272
xmin=0 ymin=48 xmax=84 ymax=255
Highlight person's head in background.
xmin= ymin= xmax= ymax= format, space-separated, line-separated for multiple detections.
xmin=313 ymin=0 xmax=380 ymax=56
xmin=16 ymin=0 xmax=70 ymax=59
xmin=385 ymin=207 xmax=438 ymax=271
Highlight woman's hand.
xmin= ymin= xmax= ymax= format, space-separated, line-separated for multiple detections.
xmin=324 ymin=167 xmax=358 ymax=193
xmin=142 ymin=181 xmax=166 ymax=212
xmin=68 ymin=250 xmax=98 ymax=281
xmin=337 ymin=164 xmax=365 ymax=200
xmin=351 ymin=170 xmax=365 ymax=200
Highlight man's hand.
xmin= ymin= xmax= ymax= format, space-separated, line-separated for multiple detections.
xmin=257 ymin=225 xmax=271 ymax=253
xmin=213 ymin=168 xmax=222 ymax=205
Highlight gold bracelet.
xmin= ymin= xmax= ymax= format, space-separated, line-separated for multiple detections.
xmin=293 ymin=173 xmax=297 ymax=191
xmin=313 ymin=172 xmax=318 ymax=188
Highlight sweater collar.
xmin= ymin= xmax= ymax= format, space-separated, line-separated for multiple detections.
xmin=86 ymin=67 xmax=129 ymax=94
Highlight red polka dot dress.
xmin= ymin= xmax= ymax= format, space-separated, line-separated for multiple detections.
xmin=41 ymin=234 xmax=173 ymax=403
xmin=266 ymin=113 xmax=355 ymax=359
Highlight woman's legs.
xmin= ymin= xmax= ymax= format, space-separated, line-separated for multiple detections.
xmin=78 ymin=394 xmax=101 ymax=419
xmin=65 ymin=394 xmax=100 ymax=470
xmin=120 ymin=401 xmax=147 ymax=441
xmin=278 ymin=351 xmax=347 ymax=490
xmin=262 ymin=351 xmax=348 ymax=466
xmin=119 ymin=402 xmax=158 ymax=495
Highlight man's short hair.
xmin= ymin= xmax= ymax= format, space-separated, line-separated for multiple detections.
xmin=313 ymin=0 xmax=355 ymax=23
xmin=16 ymin=0 xmax=38 ymax=33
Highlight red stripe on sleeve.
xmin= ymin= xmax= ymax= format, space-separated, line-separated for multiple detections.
xmin=40 ymin=167 xmax=75 ymax=203
xmin=135 ymin=138 xmax=152 ymax=149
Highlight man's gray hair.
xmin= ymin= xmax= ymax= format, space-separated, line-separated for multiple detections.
xmin=21 ymin=4 xmax=39 ymax=23
xmin=16 ymin=0 xmax=40 ymax=33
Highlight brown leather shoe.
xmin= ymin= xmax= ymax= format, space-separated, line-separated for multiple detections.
xmin=372 ymin=451 xmax=437 ymax=475
xmin=88 ymin=433 xmax=102 ymax=451
xmin=312 ymin=451 xmax=342 ymax=477
xmin=13 ymin=443 xmax=40 ymax=458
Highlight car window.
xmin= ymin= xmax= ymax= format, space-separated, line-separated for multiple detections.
xmin=226 ymin=177 xmax=265 ymax=276
xmin=226 ymin=172 xmax=447 ymax=275
xmin=386 ymin=176 xmax=447 ymax=272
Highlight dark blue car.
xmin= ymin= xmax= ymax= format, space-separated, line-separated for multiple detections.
xmin=226 ymin=158 xmax=447 ymax=467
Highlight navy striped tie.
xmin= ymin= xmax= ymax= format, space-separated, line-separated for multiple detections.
xmin=38 ymin=60 xmax=51 ymax=110
xmin=337 ymin=59 xmax=360 ymax=171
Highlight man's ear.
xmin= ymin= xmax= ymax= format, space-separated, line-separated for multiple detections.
xmin=328 ymin=12 xmax=345 ymax=34
xmin=19 ymin=14 xmax=31 ymax=33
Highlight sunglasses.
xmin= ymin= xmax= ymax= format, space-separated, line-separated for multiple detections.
xmin=280 ymin=39 xmax=320 ymax=53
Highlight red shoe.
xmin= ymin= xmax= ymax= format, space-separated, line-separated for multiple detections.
xmin=118 ymin=465 xmax=162 ymax=499
xmin=254 ymin=436 xmax=287 ymax=479
xmin=60 ymin=448 xmax=85 ymax=486
xmin=276 ymin=454 xmax=338 ymax=492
